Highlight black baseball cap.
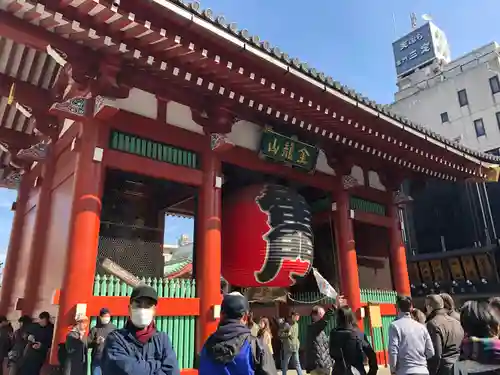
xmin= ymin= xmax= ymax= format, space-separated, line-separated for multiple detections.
xmin=99 ymin=307 xmax=110 ymax=316
xmin=221 ymin=292 xmax=249 ymax=319
xmin=130 ymin=285 xmax=158 ymax=304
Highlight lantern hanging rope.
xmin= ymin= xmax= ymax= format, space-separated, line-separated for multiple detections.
xmin=285 ymin=293 xmax=330 ymax=305
xmin=245 ymin=292 xmax=328 ymax=304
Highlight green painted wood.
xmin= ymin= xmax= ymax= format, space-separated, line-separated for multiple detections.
xmin=109 ymin=130 xmax=199 ymax=169
xmin=350 ymin=196 xmax=386 ymax=216
xmin=360 ymin=289 xmax=397 ymax=304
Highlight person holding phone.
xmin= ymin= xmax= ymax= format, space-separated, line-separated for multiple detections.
xmin=63 ymin=315 xmax=89 ymax=375
xmin=88 ymin=308 xmax=116 ymax=375
xmin=19 ymin=312 xmax=53 ymax=375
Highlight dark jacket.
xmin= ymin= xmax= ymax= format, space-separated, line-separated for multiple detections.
xmin=0 ymin=323 xmax=13 ymax=358
xmin=453 ymin=361 xmax=500 ymax=375
xmin=198 ymin=319 xmax=276 ymax=375
xmin=305 ymin=317 xmax=332 ymax=372
xmin=19 ymin=323 xmax=54 ymax=375
xmin=329 ymin=327 xmax=378 ymax=375
xmin=8 ymin=325 xmax=29 ymax=365
xmin=64 ymin=330 xmax=87 ymax=375
xmin=426 ymin=309 xmax=465 ymax=375
xmin=88 ymin=322 xmax=116 ymax=362
xmin=102 ymin=324 xmax=180 ymax=375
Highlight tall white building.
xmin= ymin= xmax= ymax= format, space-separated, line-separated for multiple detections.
xmin=391 ymin=24 xmax=500 ymax=154
xmin=391 ymin=24 xmax=500 ymax=255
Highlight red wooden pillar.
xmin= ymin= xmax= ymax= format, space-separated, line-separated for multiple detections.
xmin=50 ymin=121 xmax=103 ymax=364
xmin=195 ymin=149 xmax=222 ymax=351
xmin=333 ymin=188 xmax=362 ymax=327
xmin=388 ymin=203 xmax=411 ymax=296
xmin=0 ymin=176 xmax=30 ymax=315
xmin=22 ymin=151 xmax=56 ymax=316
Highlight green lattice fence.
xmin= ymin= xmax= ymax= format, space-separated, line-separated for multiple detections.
xmin=91 ymin=276 xmax=196 ymax=369
xmin=361 ymin=289 xmax=397 ymax=304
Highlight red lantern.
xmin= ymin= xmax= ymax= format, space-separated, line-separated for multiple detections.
xmin=222 ymin=184 xmax=314 ymax=287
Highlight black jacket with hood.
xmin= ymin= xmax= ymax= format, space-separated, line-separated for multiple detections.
xmin=198 ymin=319 xmax=277 ymax=375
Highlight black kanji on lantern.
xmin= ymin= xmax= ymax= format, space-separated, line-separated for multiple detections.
xmin=254 ymin=184 xmax=314 ymax=284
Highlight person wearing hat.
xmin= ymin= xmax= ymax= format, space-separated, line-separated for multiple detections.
xmin=198 ymin=292 xmax=276 ymax=375
xmin=88 ymin=308 xmax=116 ymax=375
xmin=102 ymin=284 xmax=180 ymax=375
xmin=62 ymin=314 xmax=89 ymax=375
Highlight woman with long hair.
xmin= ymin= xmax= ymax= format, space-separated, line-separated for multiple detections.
xmin=454 ymin=300 xmax=500 ymax=375
xmin=329 ymin=306 xmax=378 ymax=375
xmin=257 ymin=317 xmax=273 ymax=355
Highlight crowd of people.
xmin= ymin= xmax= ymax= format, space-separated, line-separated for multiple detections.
xmin=0 ymin=312 xmax=54 ymax=375
xmin=0 ymin=287 xmax=499 ymax=375
xmin=388 ymin=293 xmax=500 ymax=375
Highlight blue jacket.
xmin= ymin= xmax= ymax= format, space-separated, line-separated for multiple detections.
xmin=198 ymin=320 xmax=276 ymax=375
xmin=102 ymin=324 xmax=180 ymax=375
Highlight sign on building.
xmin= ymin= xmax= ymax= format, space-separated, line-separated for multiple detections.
xmin=259 ymin=128 xmax=319 ymax=172
xmin=392 ymin=22 xmax=450 ymax=77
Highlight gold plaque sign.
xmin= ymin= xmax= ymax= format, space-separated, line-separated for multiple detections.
xmin=461 ymin=256 xmax=479 ymax=281
xmin=430 ymin=260 xmax=447 ymax=282
xmin=418 ymin=261 xmax=433 ymax=283
xmin=447 ymin=258 xmax=465 ymax=281
xmin=408 ymin=262 xmax=421 ymax=284
xmin=475 ymin=254 xmax=494 ymax=280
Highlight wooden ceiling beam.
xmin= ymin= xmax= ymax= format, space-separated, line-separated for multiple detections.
xmin=0 ymin=128 xmax=39 ymax=150
xmin=0 ymin=72 xmax=52 ymax=111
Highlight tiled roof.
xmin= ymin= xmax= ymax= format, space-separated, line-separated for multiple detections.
xmin=164 ymin=259 xmax=191 ymax=278
xmin=162 ymin=0 xmax=500 ymax=164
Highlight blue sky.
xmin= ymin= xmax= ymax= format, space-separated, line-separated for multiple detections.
xmin=0 ymin=0 xmax=499 ymax=257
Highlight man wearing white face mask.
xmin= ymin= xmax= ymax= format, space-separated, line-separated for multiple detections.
xmin=102 ymin=285 xmax=180 ymax=375
xmin=88 ymin=308 xmax=116 ymax=375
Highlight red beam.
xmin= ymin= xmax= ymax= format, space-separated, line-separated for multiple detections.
xmin=354 ymin=211 xmax=392 ymax=228
xmin=110 ymin=111 xmax=206 ymax=154
xmin=51 ymin=290 xmax=200 ymax=316
xmin=220 ymin=146 xmax=336 ymax=192
xmin=104 ymin=149 xmax=203 ymax=187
